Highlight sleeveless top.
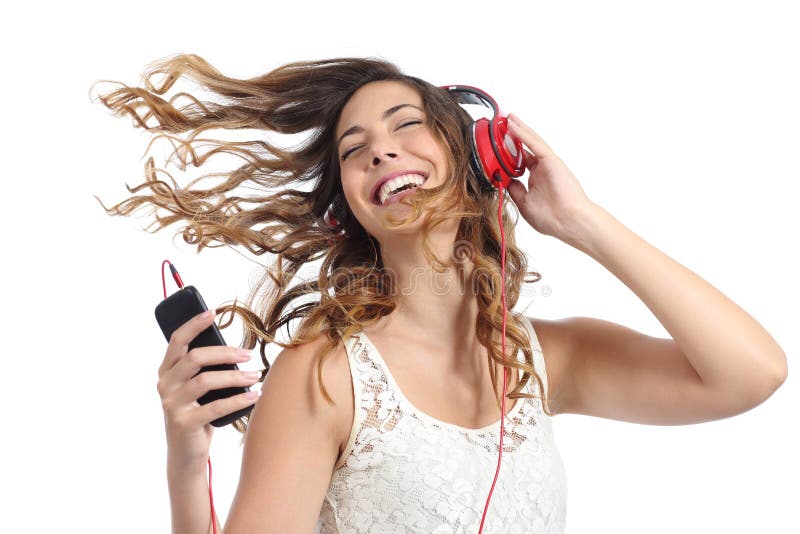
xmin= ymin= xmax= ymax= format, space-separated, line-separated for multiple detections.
xmin=315 ymin=319 xmax=568 ymax=533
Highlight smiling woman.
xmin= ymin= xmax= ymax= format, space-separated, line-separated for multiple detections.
xmin=91 ymin=54 xmax=553 ymax=533
xmin=91 ymin=49 xmax=790 ymax=534
xmin=335 ymin=80 xmax=456 ymax=241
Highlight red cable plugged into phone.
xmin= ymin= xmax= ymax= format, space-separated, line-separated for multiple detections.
xmin=161 ymin=260 xmax=220 ymax=534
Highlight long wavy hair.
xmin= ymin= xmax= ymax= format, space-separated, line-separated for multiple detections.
xmin=91 ymin=53 xmax=548 ymax=441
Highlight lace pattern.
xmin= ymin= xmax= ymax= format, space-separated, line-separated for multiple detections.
xmin=315 ymin=319 xmax=568 ymax=533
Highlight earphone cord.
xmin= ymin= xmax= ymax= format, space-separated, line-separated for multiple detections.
xmin=477 ymin=184 xmax=509 ymax=533
xmin=161 ymin=260 xmax=219 ymax=534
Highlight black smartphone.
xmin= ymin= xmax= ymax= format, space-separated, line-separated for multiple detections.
xmin=154 ymin=285 xmax=257 ymax=427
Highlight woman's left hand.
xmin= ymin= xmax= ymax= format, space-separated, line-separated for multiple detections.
xmin=504 ymin=113 xmax=595 ymax=241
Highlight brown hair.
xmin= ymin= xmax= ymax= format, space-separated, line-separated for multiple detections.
xmin=91 ymin=53 xmax=548 ymax=441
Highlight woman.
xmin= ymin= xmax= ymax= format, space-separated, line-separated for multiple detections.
xmin=95 ymin=54 xmax=787 ymax=533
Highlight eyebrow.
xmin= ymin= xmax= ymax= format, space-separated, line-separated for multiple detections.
xmin=337 ymin=103 xmax=423 ymax=150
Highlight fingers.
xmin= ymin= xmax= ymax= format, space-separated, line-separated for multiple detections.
xmin=158 ymin=344 xmax=253 ymax=399
xmin=173 ymin=345 xmax=253 ymax=384
xmin=170 ymin=367 xmax=262 ymax=410
xmin=506 ymin=179 xmax=528 ymax=207
xmin=157 ymin=343 xmax=260 ymax=421
xmin=177 ymin=388 xmax=262 ymax=431
xmin=159 ymin=310 xmax=217 ymax=375
xmin=507 ymin=113 xmax=554 ymax=159
xmin=522 ymin=147 xmax=539 ymax=173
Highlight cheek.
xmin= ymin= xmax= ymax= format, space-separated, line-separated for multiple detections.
xmin=339 ymin=178 xmax=370 ymax=226
xmin=420 ymin=138 xmax=450 ymax=177
xmin=339 ymin=184 xmax=357 ymax=215
xmin=339 ymin=172 xmax=360 ymax=203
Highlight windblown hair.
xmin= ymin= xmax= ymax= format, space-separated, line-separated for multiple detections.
xmin=91 ymin=54 xmax=547 ymax=442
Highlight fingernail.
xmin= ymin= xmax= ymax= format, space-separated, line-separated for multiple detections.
xmin=203 ymin=310 xmax=214 ymax=318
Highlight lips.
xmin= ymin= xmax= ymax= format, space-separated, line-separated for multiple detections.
xmin=370 ymin=169 xmax=429 ymax=205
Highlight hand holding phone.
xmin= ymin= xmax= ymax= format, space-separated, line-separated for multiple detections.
xmin=155 ymin=286 xmax=263 ymax=430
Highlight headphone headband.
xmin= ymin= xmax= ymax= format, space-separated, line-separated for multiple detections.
xmin=440 ymin=84 xmax=500 ymax=115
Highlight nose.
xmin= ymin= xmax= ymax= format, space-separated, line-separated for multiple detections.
xmin=366 ymin=132 xmax=401 ymax=167
xmin=371 ymin=151 xmax=398 ymax=167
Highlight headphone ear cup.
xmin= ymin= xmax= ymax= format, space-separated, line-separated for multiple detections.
xmin=490 ymin=116 xmax=526 ymax=180
xmin=442 ymin=84 xmax=526 ymax=190
xmin=468 ymin=120 xmax=497 ymax=193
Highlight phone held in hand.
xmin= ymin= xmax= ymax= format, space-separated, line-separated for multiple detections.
xmin=155 ymin=285 xmax=259 ymax=427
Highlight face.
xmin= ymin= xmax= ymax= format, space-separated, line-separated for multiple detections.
xmin=335 ymin=80 xmax=449 ymax=241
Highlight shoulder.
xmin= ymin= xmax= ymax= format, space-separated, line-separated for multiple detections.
xmin=228 ymin=334 xmax=353 ymax=530
xmin=525 ymin=316 xmax=582 ymax=416
xmin=271 ymin=332 xmax=354 ymax=450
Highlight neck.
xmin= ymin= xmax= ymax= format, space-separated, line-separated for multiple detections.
xmin=374 ymin=229 xmax=485 ymax=370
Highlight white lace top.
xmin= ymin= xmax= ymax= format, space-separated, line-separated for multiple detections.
xmin=315 ymin=319 xmax=568 ymax=534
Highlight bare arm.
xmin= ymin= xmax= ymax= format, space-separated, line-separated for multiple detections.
xmin=167 ymin=459 xmax=223 ymax=534
xmin=156 ymin=310 xmax=261 ymax=534
xmin=157 ymin=304 xmax=350 ymax=532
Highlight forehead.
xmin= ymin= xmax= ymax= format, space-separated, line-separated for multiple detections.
xmin=336 ymin=81 xmax=422 ymax=134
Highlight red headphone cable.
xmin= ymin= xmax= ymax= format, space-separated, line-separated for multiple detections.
xmin=161 ymin=260 xmax=219 ymax=534
xmin=477 ymin=184 xmax=509 ymax=533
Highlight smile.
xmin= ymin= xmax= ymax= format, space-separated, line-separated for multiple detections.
xmin=374 ymin=173 xmax=428 ymax=206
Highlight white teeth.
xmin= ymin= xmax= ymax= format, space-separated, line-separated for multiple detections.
xmin=378 ymin=174 xmax=426 ymax=205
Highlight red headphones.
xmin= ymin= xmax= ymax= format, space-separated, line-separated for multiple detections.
xmin=323 ymin=84 xmax=526 ymax=237
xmin=441 ymin=84 xmax=526 ymax=190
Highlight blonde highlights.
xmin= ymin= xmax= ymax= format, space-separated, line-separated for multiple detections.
xmin=91 ymin=54 xmax=549 ymax=442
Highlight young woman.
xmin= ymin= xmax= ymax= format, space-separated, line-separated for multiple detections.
xmin=95 ymin=54 xmax=787 ymax=533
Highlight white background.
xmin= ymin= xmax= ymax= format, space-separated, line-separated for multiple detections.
xmin=2 ymin=1 xmax=797 ymax=532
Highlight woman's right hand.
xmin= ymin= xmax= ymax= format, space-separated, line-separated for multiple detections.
xmin=156 ymin=310 xmax=261 ymax=472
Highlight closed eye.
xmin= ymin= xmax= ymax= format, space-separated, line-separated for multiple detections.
xmin=340 ymin=120 xmax=422 ymax=161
